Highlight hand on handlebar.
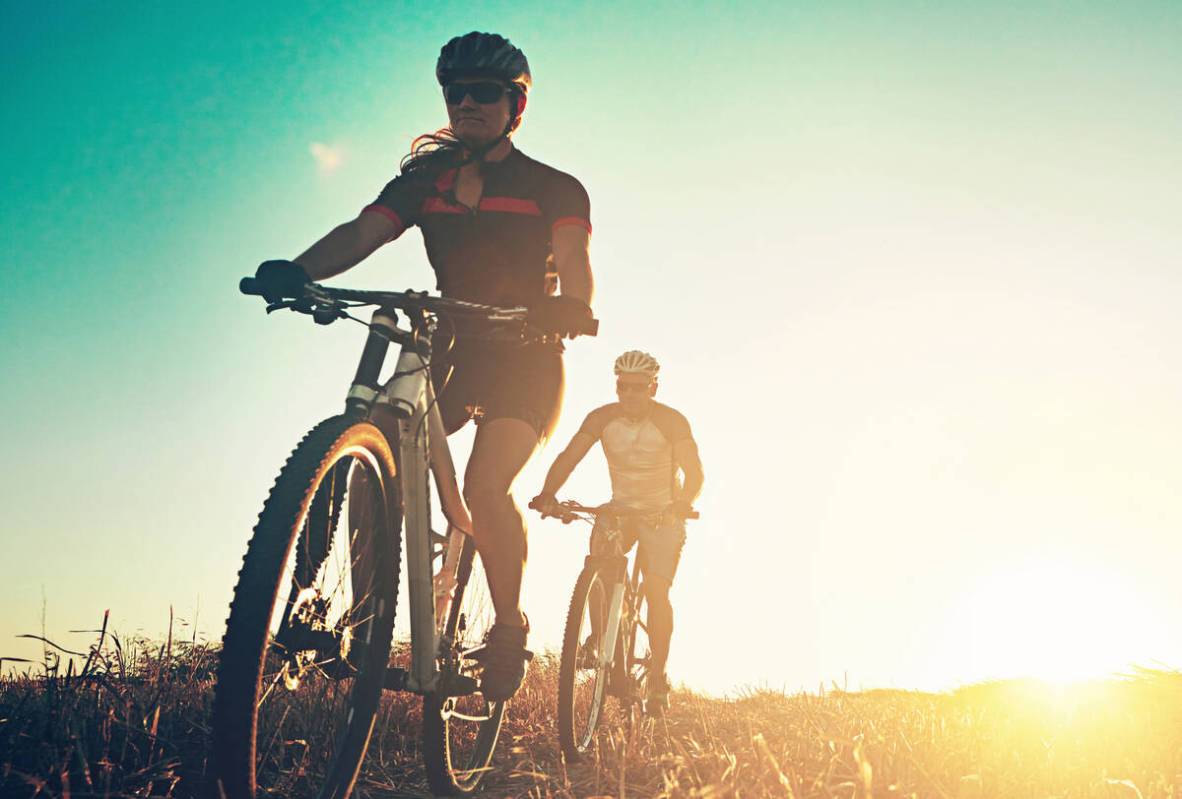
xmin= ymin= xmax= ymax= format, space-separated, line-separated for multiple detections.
xmin=529 ymin=492 xmax=563 ymax=518
xmin=253 ymin=260 xmax=312 ymax=303
xmin=526 ymin=296 xmax=596 ymax=339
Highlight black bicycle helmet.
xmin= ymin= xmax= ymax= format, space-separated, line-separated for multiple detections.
xmin=436 ymin=32 xmax=532 ymax=94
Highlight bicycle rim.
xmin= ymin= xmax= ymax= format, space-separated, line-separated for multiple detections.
xmin=213 ymin=416 xmax=401 ymax=799
xmin=557 ymin=565 xmax=614 ymax=762
xmin=422 ymin=534 xmax=505 ymax=795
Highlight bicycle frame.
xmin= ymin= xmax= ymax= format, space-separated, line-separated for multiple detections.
xmin=345 ymin=306 xmax=474 ymax=694
xmin=585 ymin=520 xmax=647 ymax=701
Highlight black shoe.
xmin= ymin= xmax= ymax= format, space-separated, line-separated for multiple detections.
xmin=646 ymin=672 xmax=670 ymax=714
xmin=469 ymin=622 xmax=533 ymax=702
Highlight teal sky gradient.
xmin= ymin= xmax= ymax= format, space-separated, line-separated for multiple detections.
xmin=3 ymin=2 xmax=1181 ymax=692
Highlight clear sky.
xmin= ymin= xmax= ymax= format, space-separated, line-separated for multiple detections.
xmin=2 ymin=1 xmax=1181 ymax=694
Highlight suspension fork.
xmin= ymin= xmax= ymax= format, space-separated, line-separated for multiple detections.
xmin=596 ymin=555 xmax=631 ymax=673
xmin=344 ymin=306 xmax=400 ymax=415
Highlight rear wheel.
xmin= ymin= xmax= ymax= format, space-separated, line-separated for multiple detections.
xmin=213 ymin=416 xmax=401 ymax=799
xmin=422 ymin=534 xmax=506 ymax=795
xmin=557 ymin=564 xmax=615 ymax=762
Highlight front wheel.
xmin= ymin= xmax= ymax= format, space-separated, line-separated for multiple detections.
xmin=212 ymin=415 xmax=401 ymax=799
xmin=557 ymin=563 xmax=618 ymax=762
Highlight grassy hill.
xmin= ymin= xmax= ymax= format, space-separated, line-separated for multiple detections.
xmin=3 ymin=625 xmax=1181 ymax=797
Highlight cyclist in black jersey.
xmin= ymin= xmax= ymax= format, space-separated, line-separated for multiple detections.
xmin=250 ymin=32 xmax=595 ymax=701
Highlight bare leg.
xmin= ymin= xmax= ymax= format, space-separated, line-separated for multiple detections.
xmin=462 ymin=418 xmax=539 ymax=628
xmin=643 ymin=576 xmax=674 ymax=678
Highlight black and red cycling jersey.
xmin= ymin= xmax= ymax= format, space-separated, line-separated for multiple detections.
xmin=362 ymin=145 xmax=590 ymax=439
xmin=362 ymin=146 xmax=591 ymax=308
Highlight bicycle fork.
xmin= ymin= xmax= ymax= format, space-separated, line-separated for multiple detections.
xmin=598 ymin=582 xmax=628 ymax=675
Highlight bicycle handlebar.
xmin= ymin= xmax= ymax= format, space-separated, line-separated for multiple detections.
xmin=240 ymin=277 xmax=599 ymax=336
xmin=528 ymin=498 xmax=699 ymax=524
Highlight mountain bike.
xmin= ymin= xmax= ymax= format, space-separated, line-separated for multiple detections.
xmin=530 ymin=500 xmax=696 ymax=763
xmin=212 ymin=278 xmax=597 ymax=799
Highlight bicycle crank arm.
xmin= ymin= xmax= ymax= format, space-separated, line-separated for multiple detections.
xmin=436 ymin=671 xmax=480 ymax=697
xmin=383 ymin=666 xmax=464 ymax=695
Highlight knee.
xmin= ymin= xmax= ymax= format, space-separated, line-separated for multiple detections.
xmin=464 ymin=480 xmax=515 ymax=522
xmin=644 ymin=580 xmax=672 ymax=610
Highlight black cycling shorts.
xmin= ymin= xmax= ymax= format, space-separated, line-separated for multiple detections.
xmin=430 ymin=341 xmax=564 ymax=441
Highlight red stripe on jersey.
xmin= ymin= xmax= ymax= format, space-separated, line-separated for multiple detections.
xmin=361 ymin=204 xmax=406 ymax=239
xmin=552 ymin=216 xmax=592 ymax=235
xmin=422 ymin=197 xmax=468 ymax=215
xmin=479 ymin=196 xmax=542 ymax=215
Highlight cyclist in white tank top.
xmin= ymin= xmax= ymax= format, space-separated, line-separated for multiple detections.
xmin=533 ymin=351 xmax=704 ymax=708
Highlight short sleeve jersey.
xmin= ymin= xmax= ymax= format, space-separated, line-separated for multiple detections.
xmin=362 ymin=147 xmax=591 ymax=307
xmin=578 ymin=402 xmax=694 ymax=510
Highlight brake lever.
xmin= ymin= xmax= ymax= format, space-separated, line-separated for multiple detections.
xmin=312 ymin=304 xmax=346 ymax=325
xmin=265 ymin=296 xmax=320 ymax=316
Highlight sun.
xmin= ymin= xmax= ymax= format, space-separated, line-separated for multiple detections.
xmin=953 ymin=558 xmax=1160 ymax=686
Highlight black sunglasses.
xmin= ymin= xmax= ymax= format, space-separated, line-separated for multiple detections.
xmin=616 ymin=381 xmax=652 ymax=395
xmin=443 ymin=82 xmax=508 ymax=105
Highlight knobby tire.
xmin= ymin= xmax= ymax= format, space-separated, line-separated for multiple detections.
xmin=212 ymin=415 xmax=401 ymax=799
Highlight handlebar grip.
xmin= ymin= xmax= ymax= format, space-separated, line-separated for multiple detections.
xmin=687 ymin=510 xmax=700 ymax=520
xmin=580 ymin=317 xmax=600 ymax=337
xmin=240 ymin=277 xmax=263 ymax=296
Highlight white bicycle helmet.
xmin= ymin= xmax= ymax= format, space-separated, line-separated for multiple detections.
xmin=613 ymin=350 xmax=660 ymax=378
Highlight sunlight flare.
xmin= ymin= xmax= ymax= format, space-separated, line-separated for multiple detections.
xmin=952 ymin=558 xmax=1162 ymax=685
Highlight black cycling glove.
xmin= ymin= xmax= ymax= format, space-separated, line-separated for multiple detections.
xmin=254 ymin=260 xmax=312 ymax=303
xmin=526 ymin=295 xmax=593 ymax=338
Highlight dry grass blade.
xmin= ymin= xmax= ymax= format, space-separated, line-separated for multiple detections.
xmin=5 ymin=618 xmax=1182 ymax=797
xmin=15 ymin=634 xmax=89 ymax=659
xmin=752 ymin=732 xmax=797 ymax=798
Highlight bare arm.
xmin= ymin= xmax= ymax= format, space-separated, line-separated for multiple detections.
xmin=293 ymin=212 xmax=400 ymax=282
xmin=552 ymin=226 xmax=593 ymax=304
xmin=540 ymin=432 xmax=597 ymax=496
xmin=674 ymin=437 xmax=704 ymax=506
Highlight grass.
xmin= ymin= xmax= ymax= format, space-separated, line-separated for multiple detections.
xmin=4 ymin=616 xmax=1182 ymax=798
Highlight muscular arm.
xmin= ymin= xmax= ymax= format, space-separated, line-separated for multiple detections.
xmin=293 ymin=212 xmax=400 ymax=282
xmin=674 ymin=437 xmax=704 ymax=506
xmin=540 ymin=432 xmax=597 ymax=496
xmin=552 ymin=226 xmax=593 ymax=304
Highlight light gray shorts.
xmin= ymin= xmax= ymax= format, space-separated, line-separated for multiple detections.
xmin=590 ymin=514 xmax=687 ymax=584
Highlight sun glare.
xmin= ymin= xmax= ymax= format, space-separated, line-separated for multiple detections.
xmin=950 ymin=559 xmax=1160 ymax=686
